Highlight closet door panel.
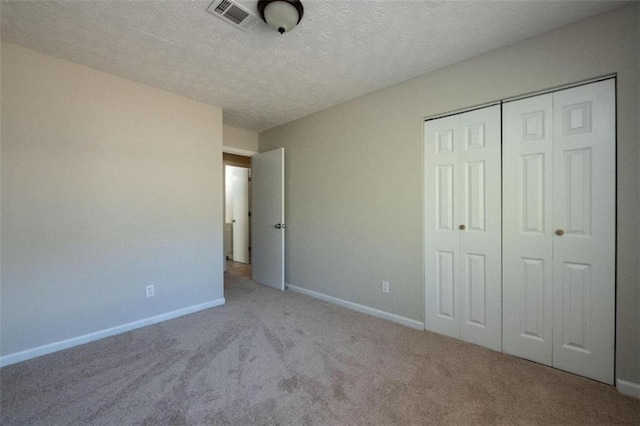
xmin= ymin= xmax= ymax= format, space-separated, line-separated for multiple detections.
xmin=424 ymin=115 xmax=461 ymax=338
xmin=458 ymin=106 xmax=502 ymax=351
xmin=552 ymin=79 xmax=615 ymax=384
xmin=502 ymin=94 xmax=554 ymax=365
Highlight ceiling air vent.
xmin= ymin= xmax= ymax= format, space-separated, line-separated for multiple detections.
xmin=207 ymin=0 xmax=259 ymax=31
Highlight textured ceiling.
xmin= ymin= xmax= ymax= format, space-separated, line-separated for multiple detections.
xmin=0 ymin=0 xmax=626 ymax=131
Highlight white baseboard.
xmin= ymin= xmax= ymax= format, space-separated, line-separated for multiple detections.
xmin=0 ymin=298 xmax=226 ymax=368
xmin=616 ymin=379 xmax=640 ymax=399
xmin=286 ymin=284 xmax=424 ymax=330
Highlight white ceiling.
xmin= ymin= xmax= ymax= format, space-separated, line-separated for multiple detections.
xmin=1 ymin=1 xmax=627 ymax=131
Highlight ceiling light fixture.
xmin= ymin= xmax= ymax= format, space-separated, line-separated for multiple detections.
xmin=257 ymin=0 xmax=304 ymax=34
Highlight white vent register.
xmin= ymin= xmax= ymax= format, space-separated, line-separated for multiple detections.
xmin=207 ymin=0 xmax=258 ymax=31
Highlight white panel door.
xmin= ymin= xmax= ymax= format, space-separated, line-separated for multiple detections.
xmin=503 ymin=79 xmax=615 ymax=384
xmin=458 ymin=106 xmax=502 ymax=351
xmin=252 ymin=148 xmax=285 ymax=291
xmin=232 ymin=167 xmax=250 ymax=264
xmin=551 ymin=79 xmax=615 ymax=384
xmin=425 ymin=105 xmax=501 ymax=351
xmin=503 ymin=94 xmax=554 ymax=365
xmin=425 ymin=114 xmax=461 ymax=339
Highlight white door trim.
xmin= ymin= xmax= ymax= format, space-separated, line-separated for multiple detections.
xmin=222 ymin=145 xmax=257 ymax=157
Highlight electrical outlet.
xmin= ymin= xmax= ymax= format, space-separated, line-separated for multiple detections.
xmin=146 ymin=285 xmax=155 ymax=298
xmin=382 ymin=281 xmax=390 ymax=294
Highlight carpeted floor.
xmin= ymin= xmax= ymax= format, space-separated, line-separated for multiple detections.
xmin=1 ymin=268 xmax=639 ymax=425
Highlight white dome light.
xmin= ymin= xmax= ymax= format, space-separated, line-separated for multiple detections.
xmin=258 ymin=0 xmax=304 ymax=34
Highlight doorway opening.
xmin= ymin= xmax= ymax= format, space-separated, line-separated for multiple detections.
xmin=224 ymin=153 xmax=252 ymax=276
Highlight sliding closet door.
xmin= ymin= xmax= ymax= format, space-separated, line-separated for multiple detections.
xmin=551 ymin=80 xmax=615 ymax=384
xmin=425 ymin=105 xmax=501 ymax=351
xmin=502 ymin=94 xmax=554 ymax=365
xmin=503 ymin=79 xmax=615 ymax=384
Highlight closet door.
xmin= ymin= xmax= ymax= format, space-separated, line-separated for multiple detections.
xmin=503 ymin=94 xmax=554 ymax=365
xmin=458 ymin=107 xmax=502 ymax=351
xmin=425 ymin=105 xmax=501 ymax=351
xmin=503 ymin=79 xmax=615 ymax=384
xmin=424 ymin=114 xmax=461 ymax=339
xmin=551 ymin=80 xmax=615 ymax=384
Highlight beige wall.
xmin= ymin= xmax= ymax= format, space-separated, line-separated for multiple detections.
xmin=223 ymin=124 xmax=258 ymax=153
xmin=260 ymin=5 xmax=640 ymax=383
xmin=1 ymin=42 xmax=224 ymax=358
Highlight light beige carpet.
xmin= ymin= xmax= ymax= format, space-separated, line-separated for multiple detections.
xmin=1 ymin=269 xmax=639 ymax=425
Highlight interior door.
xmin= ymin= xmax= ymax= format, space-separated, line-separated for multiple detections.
xmin=502 ymin=79 xmax=615 ymax=384
xmin=502 ymin=93 xmax=554 ymax=365
xmin=424 ymin=105 xmax=502 ymax=351
xmin=251 ymin=148 xmax=285 ymax=290
xmin=231 ymin=166 xmax=250 ymax=264
xmin=424 ymin=114 xmax=461 ymax=339
xmin=551 ymin=79 xmax=615 ymax=384
xmin=458 ymin=106 xmax=502 ymax=351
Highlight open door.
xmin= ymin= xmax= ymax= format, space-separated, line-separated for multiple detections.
xmin=251 ymin=148 xmax=285 ymax=290
xmin=231 ymin=167 xmax=250 ymax=264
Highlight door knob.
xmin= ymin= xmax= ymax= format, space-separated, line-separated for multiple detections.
xmin=275 ymin=224 xmax=286 ymax=229
xmin=275 ymin=224 xmax=281 ymax=229
xmin=555 ymin=229 xmax=565 ymax=236
xmin=459 ymin=224 xmax=466 ymax=230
